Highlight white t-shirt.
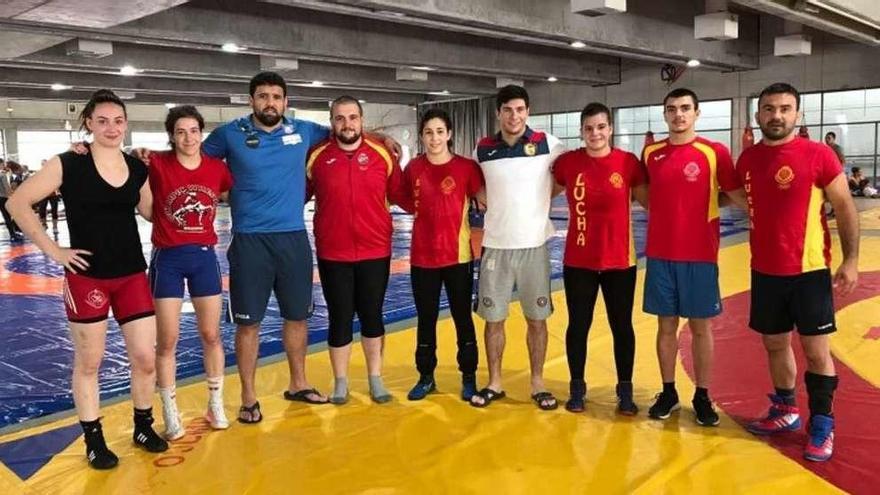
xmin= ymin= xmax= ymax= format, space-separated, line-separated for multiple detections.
xmin=473 ymin=128 xmax=565 ymax=249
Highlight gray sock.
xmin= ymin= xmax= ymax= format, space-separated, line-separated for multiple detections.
xmin=369 ymin=375 xmax=392 ymax=403
xmin=330 ymin=377 xmax=349 ymax=404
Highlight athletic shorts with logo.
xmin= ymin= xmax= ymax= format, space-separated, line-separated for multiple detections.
xmin=749 ymin=268 xmax=836 ymax=335
xmin=63 ymin=271 xmax=154 ymax=324
xmin=149 ymin=244 xmax=222 ymax=299
xmin=475 ymin=244 xmax=552 ymax=322
xmin=643 ymin=258 xmax=721 ymax=318
xmin=227 ymin=231 xmax=313 ymax=325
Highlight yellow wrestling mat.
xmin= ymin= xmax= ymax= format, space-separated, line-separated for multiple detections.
xmin=831 ymin=206 xmax=880 ymax=231
xmin=3 ymin=238 xmax=880 ymax=494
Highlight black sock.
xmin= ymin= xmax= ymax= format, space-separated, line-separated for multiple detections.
xmin=694 ymin=387 xmax=709 ymax=400
xmin=133 ymin=407 xmax=169 ymax=453
xmin=663 ymin=382 xmax=677 ymax=395
xmin=804 ymin=371 xmax=838 ymax=418
xmin=133 ymin=407 xmax=154 ymax=427
xmin=80 ymin=419 xmax=118 ymax=469
xmin=775 ymin=387 xmax=796 ymax=406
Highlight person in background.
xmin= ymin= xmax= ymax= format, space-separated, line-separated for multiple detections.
xmin=824 ymin=132 xmax=846 ymax=168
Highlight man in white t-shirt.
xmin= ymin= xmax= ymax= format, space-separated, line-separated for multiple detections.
xmin=469 ymin=85 xmax=565 ymax=410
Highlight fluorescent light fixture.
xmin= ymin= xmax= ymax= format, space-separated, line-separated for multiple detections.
xmin=164 ymin=103 xmax=177 ymax=109
xmin=428 ymin=90 xmax=450 ymax=96
xmin=411 ymin=66 xmax=434 ymax=71
xmin=50 ymin=83 xmax=71 ymax=91
xmin=570 ymin=41 xmax=587 ymax=48
xmin=686 ymin=59 xmax=701 ymax=68
xmin=547 ymin=76 xmax=558 ymax=82
xmin=119 ymin=65 xmax=139 ymax=76
xmin=311 ymin=81 xmax=324 ymax=87
xmin=377 ymin=10 xmax=406 ymax=17
xmin=221 ymin=43 xmax=241 ymax=53
xmin=358 ymin=99 xmax=367 ymax=104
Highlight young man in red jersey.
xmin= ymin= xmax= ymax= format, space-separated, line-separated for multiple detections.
xmin=737 ymin=83 xmax=859 ymax=462
xmin=642 ymin=88 xmax=745 ymax=426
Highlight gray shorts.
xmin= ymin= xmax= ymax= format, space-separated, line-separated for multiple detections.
xmin=475 ymin=244 xmax=552 ymax=322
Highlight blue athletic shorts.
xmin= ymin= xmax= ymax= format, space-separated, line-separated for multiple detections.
xmin=149 ymin=244 xmax=222 ymax=299
xmin=226 ymin=231 xmax=313 ymax=325
xmin=643 ymin=258 xmax=722 ymax=318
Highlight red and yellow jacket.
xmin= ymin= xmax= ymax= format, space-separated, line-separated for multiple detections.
xmin=307 ymin=137 xmax=404 ymax=262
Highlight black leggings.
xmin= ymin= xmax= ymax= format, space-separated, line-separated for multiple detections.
xmin=411 ymin=262 xmax=478 ymax=376
xmin=563 ymin=265 xmax=636 ymax=383
xmin=318 ymin=257 xmax=390 ymax=348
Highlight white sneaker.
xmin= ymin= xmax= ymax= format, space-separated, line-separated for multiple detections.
xmin=205 ymin=399 xmax=229 ymax=430
xmin=162 ymin=399 xmax=185 ymax=441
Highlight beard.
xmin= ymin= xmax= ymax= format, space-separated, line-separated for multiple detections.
xmin=760 ymin=119 xmax=795 ymax=141
xmin=254 ymin=108 xmax=282 ymax=127
xmin=335 ymin=128 xmax=361 ymax=145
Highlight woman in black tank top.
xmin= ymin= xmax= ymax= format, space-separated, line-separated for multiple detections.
xmin=7 ymin=90 xmax=168 ymax=469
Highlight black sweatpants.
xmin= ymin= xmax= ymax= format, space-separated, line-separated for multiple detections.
xmin=563 ymin=265 xmax=637 ymax=383
xmin=410 ymin=262 xmax=478 ymax=376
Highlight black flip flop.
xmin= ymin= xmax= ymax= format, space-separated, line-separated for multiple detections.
xmin=237 ymin=401 xmax=262 ymax=424
xmin=283 ymin=388 xmax=329 ymax=404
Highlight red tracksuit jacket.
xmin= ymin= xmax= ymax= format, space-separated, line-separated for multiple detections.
xmin=306 ymin=137 xmax=404 ymax=262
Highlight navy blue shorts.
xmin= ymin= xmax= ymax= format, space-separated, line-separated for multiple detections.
xmin=643 ymin=258 xmax=722 ymax=318
xmin=226 ymin=231 xmax=313 ymax=325
xmin=149 ymin=244 xmax=222 ymax=299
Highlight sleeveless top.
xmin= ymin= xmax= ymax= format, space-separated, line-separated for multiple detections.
xmin=58 ymin=150 xmax=148 ymax=278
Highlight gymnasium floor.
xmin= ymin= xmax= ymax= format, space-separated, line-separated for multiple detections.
xmin=0 ymin=202 xmax=878 ymax=494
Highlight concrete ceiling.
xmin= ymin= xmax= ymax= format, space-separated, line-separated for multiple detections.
xmin=0 ymin=0 xmax=872 ymax=107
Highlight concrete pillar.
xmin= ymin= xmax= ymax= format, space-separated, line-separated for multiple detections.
xmin=2 ymin=128 xmax=19 ymax=160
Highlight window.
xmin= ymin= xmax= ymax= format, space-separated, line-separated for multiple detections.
xmin=749 ymin=88 xmax=880 ymax=183
xmin=16 ymin=131 xmax=82 ymax=170
xmin=131 ymin=132 xmax=170 ymax=151
xmin=613 ymin=100 xmax=732 ymax=153
xmin=529 ymin=111 xmax=581 ymax=150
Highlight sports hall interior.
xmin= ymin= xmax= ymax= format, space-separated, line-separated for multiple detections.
xmin=0 ymin=1 xmax=879 ymax=493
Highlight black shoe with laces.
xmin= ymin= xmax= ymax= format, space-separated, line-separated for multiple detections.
xmin=692 ymin=395 xmax=720 ymax=426
xmin=648 ymin=390 xmax=680 ymax=420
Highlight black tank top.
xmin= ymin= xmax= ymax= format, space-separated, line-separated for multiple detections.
xmin=59 ymin=151 xmax=148 ymax=278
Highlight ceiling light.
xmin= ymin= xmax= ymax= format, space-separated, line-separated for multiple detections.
xmin=377 ymin=10 xmax=406 ymax=17
xmin=119 ymin=65 xmax=139 ymax=76
xmin=221 ymin=43 xmax=241 ymax=53
xmin=547 ymin=76 xmax=558 ymax=82
xmin=411 ymin=66 xmax=434 ymax=71
xmin=311 ymin=81 xmax=324 ymax=87
xmin=428 ymin=90 xmax=450 ymax=96
xmin=358 ymin=99 xmax=366 ymax=104
xmin=570 ymin=41 xmax=587 ymax=48
xmin=686 ymin=59 xmax=701 ymax=68
xmin=164 ymin=103 xmax=176 ymax=109
xmin=50 ymin=83 xmax=71 ymax=91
